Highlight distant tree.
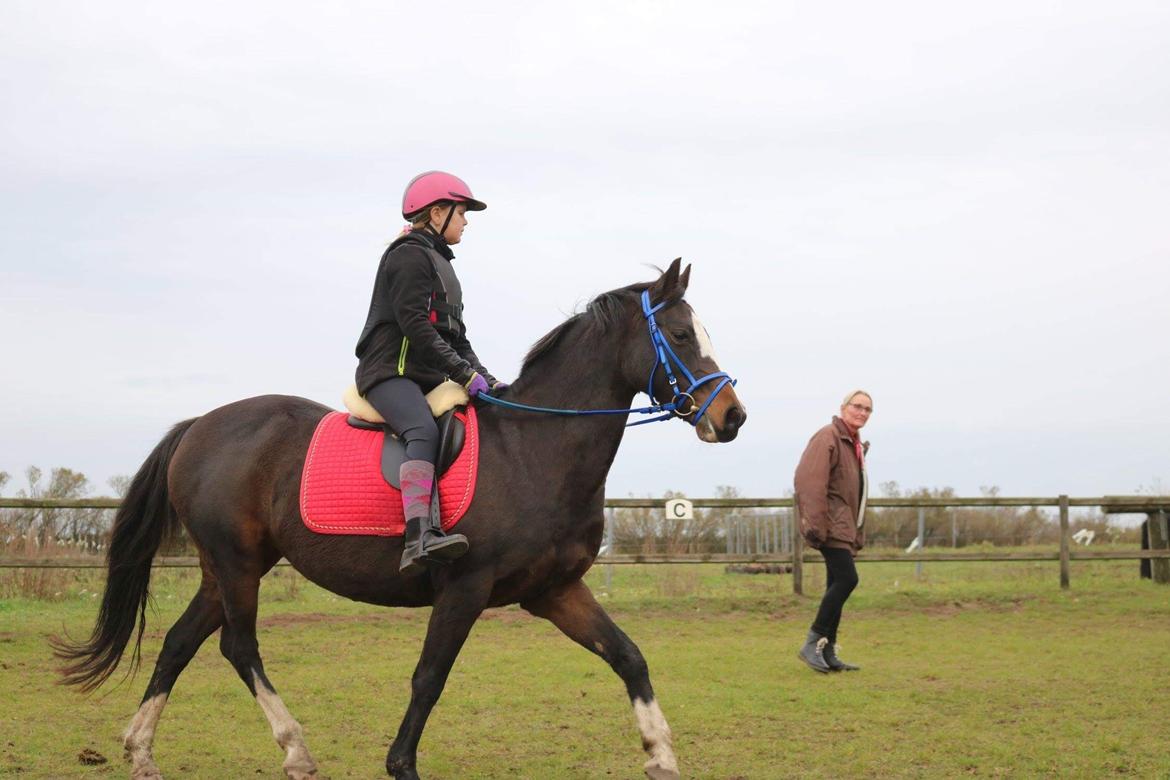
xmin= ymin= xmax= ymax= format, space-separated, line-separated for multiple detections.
xmin=613 ymin=495 xmax=661 ymax=554
xmin=1135 ymin=478 xmax=1167 ymax=495
xmin=611 ymin=487 xmax=729 ymax=554
xmin=108 ymin=475 xmax=131 ymax=498
xmin=0 ymin=466 xmax=109 ymax=553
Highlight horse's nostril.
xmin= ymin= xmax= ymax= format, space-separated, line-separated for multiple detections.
xmin=727 ymin=406 xmax=747 ymax=429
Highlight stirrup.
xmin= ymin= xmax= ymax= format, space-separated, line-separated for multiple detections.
xmin=420 ymin=531 xmax=469 ymax=562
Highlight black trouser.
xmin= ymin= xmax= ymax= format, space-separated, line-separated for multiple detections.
xmin=365 ymin=377 xmax=439 ymax=463
xmin=811 ymin=547 xmax=859 ymax=642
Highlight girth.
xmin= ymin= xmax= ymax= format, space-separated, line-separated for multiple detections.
xmin=346 ymin=408 xmax=466 ymax=489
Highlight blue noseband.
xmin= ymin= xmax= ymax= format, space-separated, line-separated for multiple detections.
xmin=637 ymin=289 xmax=737 ymax=427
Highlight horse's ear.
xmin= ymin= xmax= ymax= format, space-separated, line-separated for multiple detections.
xmin=678 ymin=262 xmax=692 ymax=292
xmin=649 ymin=257 xmax=685 ymax=304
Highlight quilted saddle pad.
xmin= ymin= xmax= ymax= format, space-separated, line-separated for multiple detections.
xmin=299 ymin=408 xmax=479 ymax=536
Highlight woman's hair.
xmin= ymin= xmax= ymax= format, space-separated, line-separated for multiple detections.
xmin=408 ymin=201 xmax=455 ymax=228
xmin=841 ymin=389 xmax=873 ymax=409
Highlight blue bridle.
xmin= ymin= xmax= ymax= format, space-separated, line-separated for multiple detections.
xmin=476 ymin=289 xmax=737 ymax=427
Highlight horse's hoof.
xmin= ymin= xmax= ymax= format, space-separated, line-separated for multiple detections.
xmin=130 ymin=766 xmax=164 ymax=780
xmin=644 ymin=760 xmax=681 ymax=780
xmin=283 ymin=749 xmax=318 ymax=779
xmin=386 ymin=757 xmax=419 ymax=780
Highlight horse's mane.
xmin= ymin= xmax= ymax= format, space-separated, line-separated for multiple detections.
xmin=520 ymin=282 xmax=652 ymax=374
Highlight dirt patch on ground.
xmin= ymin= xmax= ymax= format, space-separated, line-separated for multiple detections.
xmin=476 ymin=607 xmax=534 ymax=624
xmin=919 ymin=598 xmax=1028 ymax=616
xmin=77 ymin=748 xmax=107 ymax=765
xmin=257 ymin=611 xmax=420 ymax=629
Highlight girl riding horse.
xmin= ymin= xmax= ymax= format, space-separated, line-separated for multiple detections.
xmin=355 ymin=171 xmax=507 ymax=574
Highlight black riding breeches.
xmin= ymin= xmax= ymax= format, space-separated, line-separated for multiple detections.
xmin=365 ymin=377 xmax=439 ymax=463
xmin=811 ymin=546 xmax=859 ymax=642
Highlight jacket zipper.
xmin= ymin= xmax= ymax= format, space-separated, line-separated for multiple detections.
xmin=397 ymin=338 xmax=410 ymax=374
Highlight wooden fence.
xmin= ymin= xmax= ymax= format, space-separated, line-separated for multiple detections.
xmin=2 ymin=495 xmax=1169 ymax=592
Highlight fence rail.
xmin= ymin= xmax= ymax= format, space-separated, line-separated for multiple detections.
xmin=3 ymin=495 xmax=1168 ymax=510
xmin=5 ymin=550 xmax=1170 ymax=570
xmin=3 ymin=495 xmax=1168 ymax=589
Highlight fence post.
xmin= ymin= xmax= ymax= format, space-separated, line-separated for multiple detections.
xmin=792 ymin=509 xmax=804 ymax=596
xmin=1151 ymin=509 xmax=1170 ymax=584
xmin=1059 ymin=495 xmax=1070 ymax=589
xmin=915 ymin=507 xmax=925 ymax=578
xmin=605 ymin=507 xmax=614 ymax=592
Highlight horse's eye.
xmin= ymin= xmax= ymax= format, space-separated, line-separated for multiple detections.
xmin=670 ymin=329 xmax=691 ymax=342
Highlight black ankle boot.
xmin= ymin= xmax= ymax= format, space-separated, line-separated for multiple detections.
xmin=797 ymin=630 xmax=832 ymax=673
xmin=823 ymin=642 xmax=860 ymax=672
xmin=399 ymin=517 xmax=426 ymax=575
xmin=418 ymin=510 xmax=469 ymax=562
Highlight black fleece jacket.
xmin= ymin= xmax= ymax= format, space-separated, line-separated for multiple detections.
xmin=354 ymin=230 xmax=496 ymax=395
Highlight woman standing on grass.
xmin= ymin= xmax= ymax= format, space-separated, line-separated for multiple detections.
xmin=793 ymin=390 xmax=872 ymax=673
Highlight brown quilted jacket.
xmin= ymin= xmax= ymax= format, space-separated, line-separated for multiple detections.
xmin=794 ymin=416 xmax=869 ymax=554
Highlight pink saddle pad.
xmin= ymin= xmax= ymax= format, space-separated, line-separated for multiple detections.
xmin=299 ymin=408 xmax=479 ymax=536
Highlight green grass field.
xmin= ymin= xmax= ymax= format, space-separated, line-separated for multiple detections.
xmin=2 ymin=559 xmax=1168 ymax=779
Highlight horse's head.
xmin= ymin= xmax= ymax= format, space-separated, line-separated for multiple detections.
xmin=626 ymin=258 xmax=747 ymax=442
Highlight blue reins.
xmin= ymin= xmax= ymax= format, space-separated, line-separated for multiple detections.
xmin=476 ymin=290 xmax=736 ymax=428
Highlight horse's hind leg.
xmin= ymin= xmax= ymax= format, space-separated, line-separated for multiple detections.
xmin=522 ymin=579 xmax=680 ymax=780
xmin=217 ymin=571 xmax=318 ymax=780
xmin=124 ymin=577 xmax=224 ymax=780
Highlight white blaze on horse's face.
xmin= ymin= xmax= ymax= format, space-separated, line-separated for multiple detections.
xmin=682 ymin=304 xmax=744 ymax=443
xmin=690 ymin=309 xmax=719 ymax=363
xmin=690 ymin=309 xmax=720 ymax=442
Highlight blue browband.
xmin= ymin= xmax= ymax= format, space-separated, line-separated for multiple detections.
xmin=476 ymin=290 xmax=736 ymax=428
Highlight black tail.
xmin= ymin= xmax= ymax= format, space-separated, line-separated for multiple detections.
xmin=51 ymin=417 xmax=199 ymax=692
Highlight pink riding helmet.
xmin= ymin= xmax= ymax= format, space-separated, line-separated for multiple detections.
xmin=401 ymin=171 xmax=487 ymax=219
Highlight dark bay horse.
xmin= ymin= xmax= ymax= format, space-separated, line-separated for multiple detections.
xmin=54 ymin=259 xmax=747 ymax=780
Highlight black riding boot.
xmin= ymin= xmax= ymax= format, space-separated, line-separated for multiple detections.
xmin=797 ymin=630 xmax=832 ymax=673
xmin=418 ymin=502 xmax=469 ymax=562
xmin=823 ymin=642 xmax=860 ymax=672
xmin=397 ymin=457 xmax=469 ymax=575
xmin=399 ymin=514 xmax=469 ymax=575
xmin=399 ymin=517 xmax=427 ymax=575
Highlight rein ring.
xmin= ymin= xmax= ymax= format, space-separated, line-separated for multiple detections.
xmin=671 ymin=392 xmax=698 ymax=417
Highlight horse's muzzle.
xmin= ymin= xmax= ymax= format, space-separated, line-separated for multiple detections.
xmin=696 ymin=399 xmax=747 ymax=443
xmin=716 ymin=404 xmax=747 ymax=442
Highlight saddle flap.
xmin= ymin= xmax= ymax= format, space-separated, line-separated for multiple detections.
xmin=376 ymin=409 xmax=466 ymax=489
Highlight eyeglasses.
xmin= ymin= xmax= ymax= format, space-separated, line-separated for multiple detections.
xmin=847 ymin=403 xmax=873 ymax=414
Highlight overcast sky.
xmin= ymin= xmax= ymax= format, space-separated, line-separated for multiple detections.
xmin=2 ymin=1 xmax=1168 ymax=505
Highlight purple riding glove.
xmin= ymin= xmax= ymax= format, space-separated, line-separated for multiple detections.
xmin=465 ymin=372 xmax=490 ymax=398
xmin=491 ymin=381 xmax=510 ymax=392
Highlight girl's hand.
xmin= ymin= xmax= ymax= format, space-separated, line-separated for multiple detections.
xmin=465 ymin=373 xmax=489 ymax=398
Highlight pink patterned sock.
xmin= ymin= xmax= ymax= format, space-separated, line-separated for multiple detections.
xmin=399 ymin=460 xmax=435 ymax=521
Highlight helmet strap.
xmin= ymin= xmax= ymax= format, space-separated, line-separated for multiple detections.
xmin=437 ymin=203 xmax=455 ymax=238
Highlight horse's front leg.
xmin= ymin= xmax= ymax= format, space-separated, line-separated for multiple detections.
xmin=522 ymin=579 xmax=680 ymax=780
xmin=386 ymin=573 xmax=491 ymax=780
